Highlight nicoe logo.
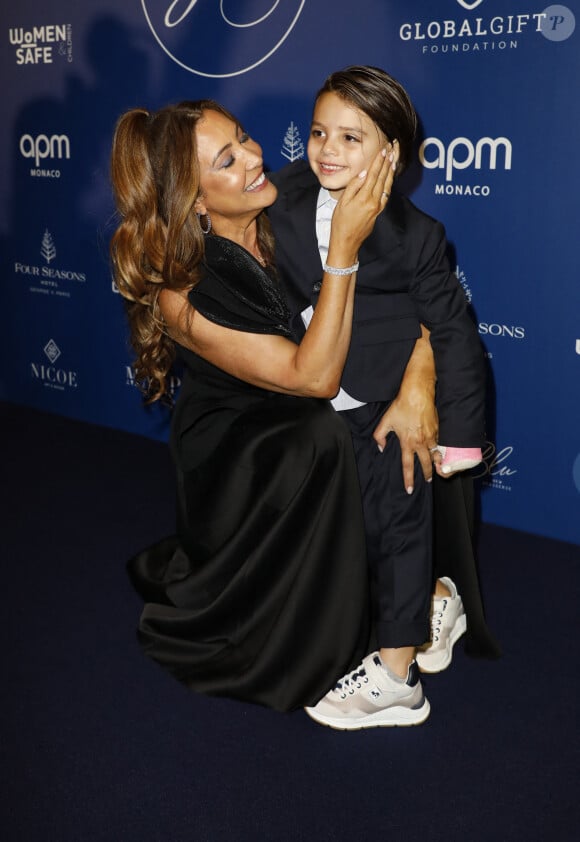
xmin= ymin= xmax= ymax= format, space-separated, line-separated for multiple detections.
xmin=30 ymin=339 xmax=78 ymax=391
xmin=19 ymin=133 xmax=70 ymax=173
xmin=420 ymin=136 xmax=512 ymax=182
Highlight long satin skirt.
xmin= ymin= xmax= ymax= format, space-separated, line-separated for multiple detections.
xmin=128 ymin=396 xmax=370 ymax=712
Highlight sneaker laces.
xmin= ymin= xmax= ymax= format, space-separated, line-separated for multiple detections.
xmin=430 ymin=598 xmax=448 ymax=643
xmin=332 ymin=662 xmax=370 ymax=698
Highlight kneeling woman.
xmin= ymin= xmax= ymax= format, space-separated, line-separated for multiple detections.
xmin=110 ymin=100 xmax=396 ymax=712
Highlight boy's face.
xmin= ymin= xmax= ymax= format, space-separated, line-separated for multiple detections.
xmin=307 ymin=91 xmax=384 ymax=199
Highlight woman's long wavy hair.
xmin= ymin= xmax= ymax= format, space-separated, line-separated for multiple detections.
xmin=110 ymin=99 xmax=275 ymax=403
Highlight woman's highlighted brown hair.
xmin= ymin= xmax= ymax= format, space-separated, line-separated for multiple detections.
xmin=110 ymin=100 xmax=274 ymax=402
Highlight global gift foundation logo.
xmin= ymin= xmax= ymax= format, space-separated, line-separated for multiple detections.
xmin=398 ymin=2 xmax=575 ymax=57
xmin=31 ymin=340 xmax=78 ymax=391
xmin=141 ymin=1 xmax=305 ymax=77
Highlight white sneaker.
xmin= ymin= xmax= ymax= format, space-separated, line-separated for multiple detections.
xmin=304 ymin=653 xmax=430 ymax=730
xmin=416 ymin=577 xmax=467 ymax=674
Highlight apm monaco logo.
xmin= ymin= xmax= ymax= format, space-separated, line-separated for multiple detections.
xmin=14 ymin=230 xmax=87 ymax=299
xmin=141 ymin=1 xmax=305 ymax=77
xmin=9 ymin=23 xmax=73 ymax=65
xmin=473 ymin=440 xmax=517 ymax=492
xmin=281 ymin=122 xmax=304 ymax=162
xmin=19 ymin=132 xmax=70 ymax=178
xmin=31 ymin=340 xmax=78 ymax=391
xmin=419 ymin=135 xmax=512 ymax=196
xmin=399 ymin=2 xmax=575 ymax=56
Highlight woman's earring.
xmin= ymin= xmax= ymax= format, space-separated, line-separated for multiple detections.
xmin=197 ymin=211 xmax=211 ymax=235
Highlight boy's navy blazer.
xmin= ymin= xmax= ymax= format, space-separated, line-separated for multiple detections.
xmin=267 ymin=160 xmax=485 ymax=445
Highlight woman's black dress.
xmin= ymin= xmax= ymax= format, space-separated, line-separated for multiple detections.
xmin=127 ymin=237 xmax=370 ymax=712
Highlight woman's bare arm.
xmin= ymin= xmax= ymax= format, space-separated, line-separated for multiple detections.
xmin=372 ymin=325 xmax=439 ymax=491
xmin=162 ymin=146 xmax=397 ymax=397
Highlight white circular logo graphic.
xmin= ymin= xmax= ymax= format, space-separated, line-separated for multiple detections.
xmin=540 ymin=5 xmax=576 ymax=41
xmin=573 ymin=453 xmax=580 ymax=494
xmin=141 ymin=1 xmax=306 ymax=78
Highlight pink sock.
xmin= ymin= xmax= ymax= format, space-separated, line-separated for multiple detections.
xmin=437 ymin=446 xmax=482 ymax=475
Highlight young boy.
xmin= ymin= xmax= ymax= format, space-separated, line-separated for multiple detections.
xmin=268 ymin=66 xmax=487 ymax=729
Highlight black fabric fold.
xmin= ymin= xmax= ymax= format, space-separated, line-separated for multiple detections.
xmin=127 ymin=242 xmax=370 ymax=711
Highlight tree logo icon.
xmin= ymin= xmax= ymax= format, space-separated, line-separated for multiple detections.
xmin=281 ymin=122 xmax=304 ymax=162
xmin=40 ymin=229 xmax=56 ymax=264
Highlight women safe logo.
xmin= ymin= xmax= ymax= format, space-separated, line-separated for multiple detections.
xmin=141 ymin=1 xmax=305 ymax=77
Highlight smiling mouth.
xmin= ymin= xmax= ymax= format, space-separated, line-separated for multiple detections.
xmin=318 ymin=162 xmax=346 ymax=175
xmin=245 ymin=172 xmax=267 ymax=192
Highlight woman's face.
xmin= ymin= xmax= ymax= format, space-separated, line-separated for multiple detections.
xmin=194 ymin=109 xmax=277 ymax=233
xmin=307 ymin=91 xmax=385 ymax=199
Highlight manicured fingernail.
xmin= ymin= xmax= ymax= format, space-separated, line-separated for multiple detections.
xmin=406 ymin=486 xmax=414 ymax=495
xmin=427 ymin=477 xmax=432 ymax=483
xmin=377 ymin=445 xmax=384 ymax=453
xmin=358 ymin=169 xmax=367 ymax=178
xmin=382 ymin=148 xmax=387 ymax=157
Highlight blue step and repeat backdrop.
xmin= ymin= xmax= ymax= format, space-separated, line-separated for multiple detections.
xmin=1 ymin=1 xmax=579 ymax=545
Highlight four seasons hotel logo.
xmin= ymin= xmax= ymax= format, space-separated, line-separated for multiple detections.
xmin=13 ymin=230 xmax=86 ymax=298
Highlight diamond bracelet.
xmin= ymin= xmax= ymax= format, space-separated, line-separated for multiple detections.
xmin=322 ymin=261 xmax=360 ymax=276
